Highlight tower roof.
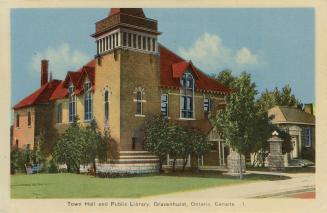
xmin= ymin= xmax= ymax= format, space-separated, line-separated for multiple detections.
xmin=108 ymin=8 xmax=146 ymax=18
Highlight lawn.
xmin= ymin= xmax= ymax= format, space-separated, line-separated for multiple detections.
xmin=11 ymin=172 xmax=288 ymax=198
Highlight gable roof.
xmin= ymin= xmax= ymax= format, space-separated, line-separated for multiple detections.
xmin=159 ymin=44 xmax=231 ymax=94
xmin=268 ymin=106 xmax=315 ymax=125
xmin=13 ymin=80 xmax=62 ymax=110
xmin=14 ymin=59 xmax=96 ymax=108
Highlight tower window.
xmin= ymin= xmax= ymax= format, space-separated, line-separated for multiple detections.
xmin=133 ymin=34 xmax=137 ymax=48
xmin=68 ymin=84 xmax=76 ymax=123
xmin=134 ymin=88 xmax=145 ymax=116
xmin=142 ymin=36 xmax=146 ymax=50
xmin=138 ymin=35 xmax=141 ymax=49
xmin=147 ymin=37 xmax=151 ymax=51
xmin=16 ymin=114 xmax=20 ymax=127
xmin=104 ymin=90 xmax=109 ymax=126
xmin=84 ymin=80 xmax=92 ymax=121
xmin=27 ymin=112 xmax=31 ymax=127
xmin=152 ymin=38 xmax=156 ymax=52
xmin=128 ymin=33 xmax=132 ymax=47
xmin=109 ymin=35 xmax=112 ymax=49
xmin=112 ymin=34 xmax=116 ymax=48
xmin=204 ymin=98 xmax=211 ymax=112
xmin=123 ymin=32 xmax=127 ymax=46
xmin=161 ymin=94 xmax=168 ymax=117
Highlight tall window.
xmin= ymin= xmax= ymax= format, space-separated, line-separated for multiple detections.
xmin=84 ymin=80 xmax=92 ymax=121
xmin=161 ymin=94 xmax=168 ymax=117
xmin=57 ymin=103 xmax=62 ymax=123
xmin=304 ymin=128 xmax=312 ymax=147
xmin=68 ymin=84 xmax=76 ymax=123
xmin=16 ymin=114 xmax=20 ymax=127
xmin=27 ymin=112 xmax=31 ymax=127
xmin=180 ymin=72 xmax=194 ymax=118
xmin=134 ymin=88 xmax=145 ymax=115
xmin=104 ymin=90 xmax=109 ymax=125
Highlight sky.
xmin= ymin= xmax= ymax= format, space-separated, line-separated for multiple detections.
xmin=11 ymin=8 xmax=315 ymax=117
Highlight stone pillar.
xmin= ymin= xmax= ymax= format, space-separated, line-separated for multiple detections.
xmin=227 ymin=150 xmax=245 ymax=175
xmin=267 ymin=133 xmax=285 ymax=172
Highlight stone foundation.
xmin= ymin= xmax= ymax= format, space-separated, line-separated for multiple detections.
xmin=227 ymin=151 xmax=245 ymax=175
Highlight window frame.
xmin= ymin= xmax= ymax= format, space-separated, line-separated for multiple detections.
xmin=104 ymin=89 xmax=109 ymax=126
xmin=161 ymin=94 xmax=169 ymax=117
xmin=84 ymin=80 xmax=93 ymax=121
xmin=68 ymin=84 xmax=76 ymax=123
xmin=16 ymin=113 xmax=20 ymax=128
xmin=27 ymin=111 xmax=31 ymax=127
xmin=180 ymin=72 xmax=195 ymax=119
xmin=304 ymin=127 xmax=312 ymax=147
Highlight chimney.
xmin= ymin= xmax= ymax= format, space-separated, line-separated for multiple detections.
xmin=41 ymin=59 xmax=49 ymax=86
xmin=304 ymin=104 xmax=314 ymax=115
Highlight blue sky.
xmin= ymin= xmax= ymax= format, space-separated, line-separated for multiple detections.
xmin=11 ymin=8 xmax=314 ymax=114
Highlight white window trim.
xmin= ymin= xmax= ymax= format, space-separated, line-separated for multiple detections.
xmin=84 ymin=79 xmax=93 ymax=122
xmin=103 ymin=88 xmax=110 ymax=127
xmin=134 ymin=87 xmax=145 ymax=116
xmin=161 ymin=94 xmax=169 ymax=117
xmin=68 ymin=83 xmax=76 ymax=123
xmin=304 ymin=128 xmax=312 ymax=147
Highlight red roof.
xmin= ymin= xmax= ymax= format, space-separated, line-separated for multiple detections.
xmin=159 ymin=44 xmax=230 ymax=94
xmin=13 ymin=80 xmax=62 ymax=109
xmin=14 ymin=45 xmax=229 ymax=110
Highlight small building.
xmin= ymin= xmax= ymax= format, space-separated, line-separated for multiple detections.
xmin=268 ymin=106 xmax=315 ymax=162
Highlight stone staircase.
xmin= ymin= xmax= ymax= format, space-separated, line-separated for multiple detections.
xmin=97 ymin=151 xmax=160 ymax=174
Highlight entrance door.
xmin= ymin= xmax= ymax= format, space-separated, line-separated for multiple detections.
xmin=291 ymin=136 xmax=299 ymax=159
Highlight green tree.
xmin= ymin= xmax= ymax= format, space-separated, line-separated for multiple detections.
xmin=213 ymin=72 xmax=261 ymax=179
xmin=53 ymin=116 xmax=84 ymax=173
xmin=144 ymin=115 xmax=170 ymax=172
xmin=190 ymin=129 xmax=212 ymax=171
xmin=215 ymin=69 xmax=235 ymax=88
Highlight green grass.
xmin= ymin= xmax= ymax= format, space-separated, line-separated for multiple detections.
xmin=11 ymin=172 xmax=288 ymax=198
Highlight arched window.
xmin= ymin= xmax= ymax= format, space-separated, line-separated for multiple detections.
xmin=104 ymin=90 xmax=109 ymax=125
xmin=134 ymin=87 xmax=145 ymax=116
xmin=84 ymin=80 xmax=92 ymax=121
xmin=180 ymin=72 xmax=194 ymax=118
xmin=68 ymin=83 xmax=76 ymax=123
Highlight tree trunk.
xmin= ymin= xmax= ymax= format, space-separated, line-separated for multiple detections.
xmin=239 ymin=152 xmax=243 ymax=180
xmin=172 ymin=158 xmax=176 ymax=172
xmin=182 ymin=157 xmax=188 ymax=172
xmin=93 ymin=160 xmax=97 ymax=177
xmin=158 ymin=159 xmax=163 ymax=173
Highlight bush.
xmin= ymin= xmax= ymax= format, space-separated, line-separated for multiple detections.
xmin=48 ymin=159 xmax=58 ymax=173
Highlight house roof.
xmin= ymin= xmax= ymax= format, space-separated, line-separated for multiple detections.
xmin=108 ymin=8 xmax=146 ymax=18
xmin=13 ymin=80 xmax=62 ymax=110
xmin=159 ymin=44 xmax=231 ymax=94
xmin=14 ymin=45 xmax=230 ymax=110
xmin=268 ymin=106 xmax=315 ymax=125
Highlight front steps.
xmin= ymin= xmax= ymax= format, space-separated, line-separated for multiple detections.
xmin=97 ymin=151 xmax=160 ymax=174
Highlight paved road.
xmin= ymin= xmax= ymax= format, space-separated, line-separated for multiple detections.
xmin=149 ymin=172 xmax=315 ymax=199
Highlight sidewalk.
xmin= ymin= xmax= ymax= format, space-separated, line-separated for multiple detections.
xmin=148 ymin=172 xmax=315 ymax=199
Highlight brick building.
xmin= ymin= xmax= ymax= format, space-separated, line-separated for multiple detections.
xmin=12 ymin=8 xmax=231 ymax=172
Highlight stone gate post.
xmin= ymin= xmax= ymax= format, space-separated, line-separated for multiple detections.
xmin=267 ymin=131 xmax=285 ymax=172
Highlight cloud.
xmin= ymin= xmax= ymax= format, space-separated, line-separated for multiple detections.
xmin=235 ymin=47 xmax=258 ymax=65
xmin=178 ymin=32 xmax=264 ymax=74
xmin=30 ymin=43 xmax=90 ymax=79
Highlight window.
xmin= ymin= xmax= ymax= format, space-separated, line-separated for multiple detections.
xmin=142 ymin=36 xmax=146 ymax=50
xmin=123 ymin=32 xmax=127 ymax=46
xmin=16 ymin=114 xmax=20 ymax=127
xmin=109 ymin=35 xmax=112 ymax=49
xmin=112 ymin=34 xmax=116 ymax=48
xmin=15 ymin=139 xmax=19 ymax=148
xmin=104 ymin=90 xmax=109 ymax=125
xmin=68 ymin=84 xmax=76 ymax=123
xmin=204 ymin=98 xmax=211 ymax=112
xmin=138 ymin=35 xmax=142 ymax=49
xmin=133 ymin=34 xmax=137 ymax=48
xmin=136 ymin=91 xmax=142 ymax=115
xmin=161 ymin=94 xmax=168 ymax=117
xmin=180 ymin=72 xmax=194 ymax=118
xmin=84 ymin=80 xmax=92 ymax=121
xmin=128 ymin=33 xmax=132 ymax=47
xmin=57 ymin=103 xmax=62 ymax=123
xmin=304 ymin=128 xmax=312 ymax=147
xmin=152 ymin=38 xmax=156 ymax=52
xmin=147 ymin=37 xmax=151 ymax=51
xmin=27 ymin=112 xmax=31 ymax=127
